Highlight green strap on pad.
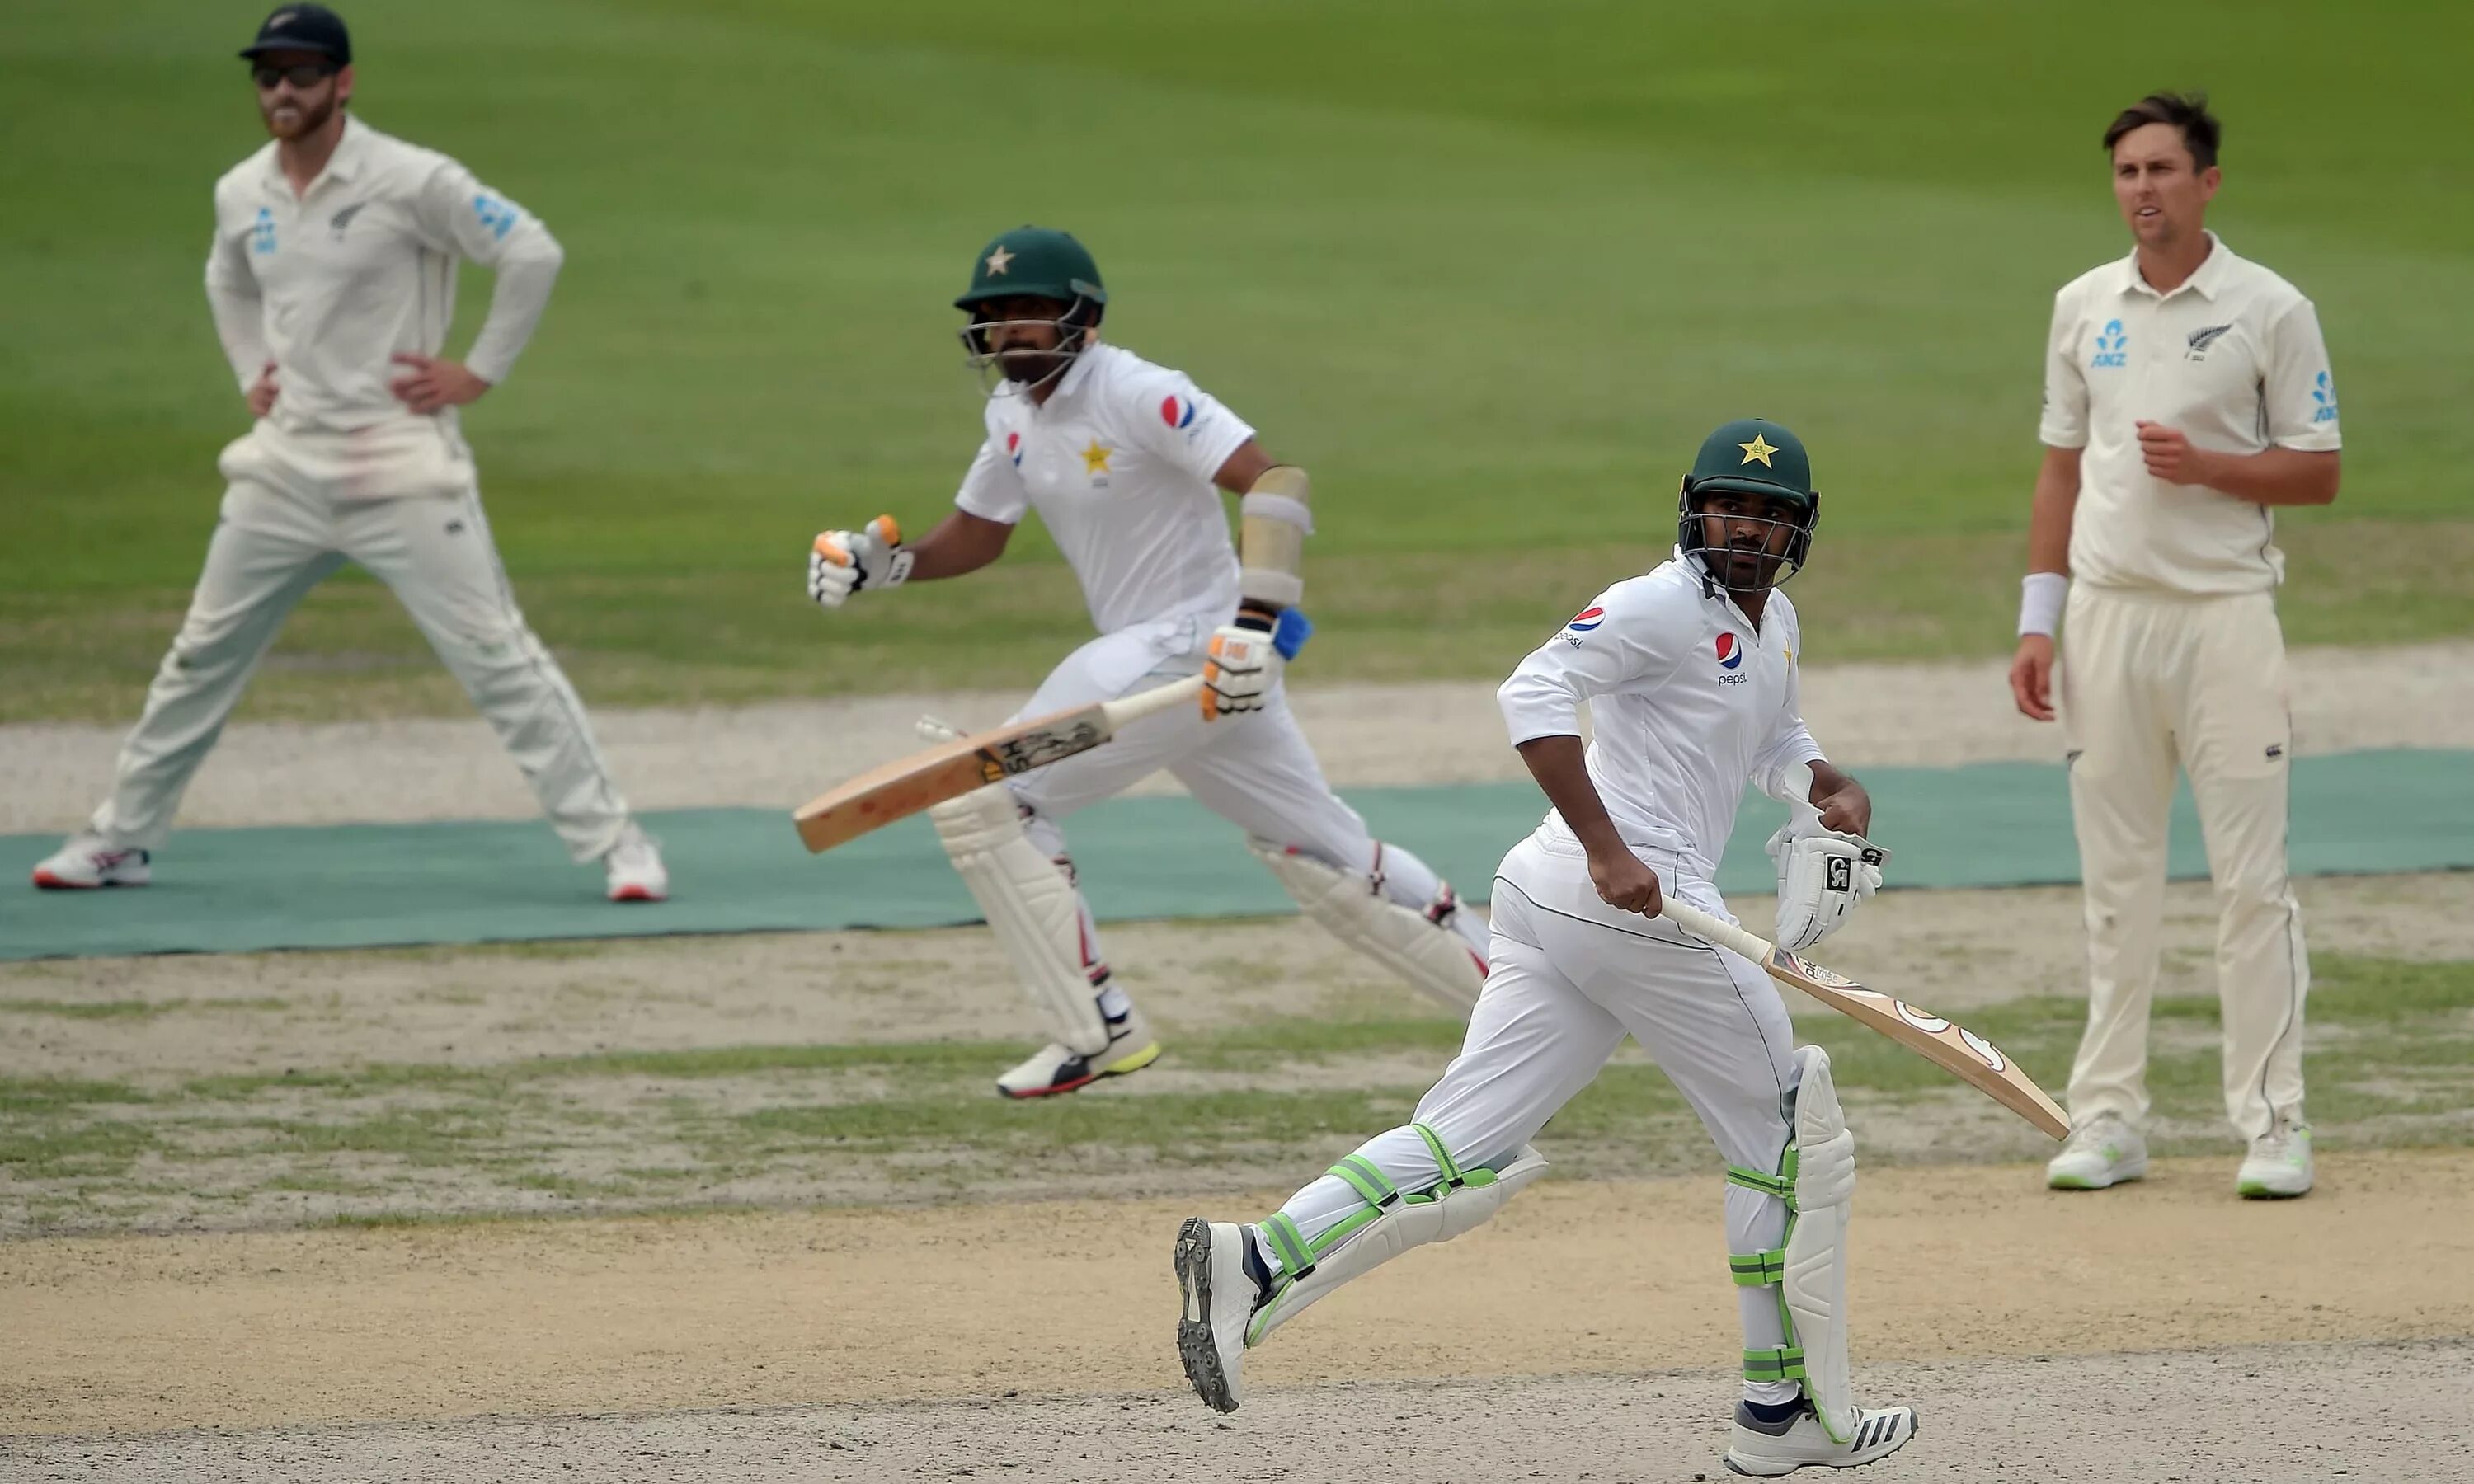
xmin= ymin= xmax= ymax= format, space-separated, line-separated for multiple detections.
xmin=1743 ymin=1345 xmax=1808 ymax=1383
xmin=1261 ymin=1125 xmax=1481 ymax=1283
xmin=1729 ymin=1247 xmax=1788 ymax=1287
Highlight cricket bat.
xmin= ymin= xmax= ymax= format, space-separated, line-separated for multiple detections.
xmin=1658 ymin=899 xmax=2069 ymax=1141
xmin=793 ymin=674 xmax=1206 ymax=853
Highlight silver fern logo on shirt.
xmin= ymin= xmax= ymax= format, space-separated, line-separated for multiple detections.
xmin=2185 ymin=324 xmax=2233 ymax=360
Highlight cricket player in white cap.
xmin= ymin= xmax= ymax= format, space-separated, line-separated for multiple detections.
xmin=807 ymin=225 xmax=1490 ymax=1098
xmin=31 ymin=4 xmax=666 ymax=903
xmin=1171 ymin=420 xmax=1919 ymax=1477
xmin=2013 ymin=92 xmax=2340 ymax=1199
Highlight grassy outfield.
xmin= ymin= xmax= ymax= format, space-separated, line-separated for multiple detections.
xmin=5 ymin=2 xmax=2469 ymax=721
xmin=5 ymin=952 xmax=2468 ymax=1234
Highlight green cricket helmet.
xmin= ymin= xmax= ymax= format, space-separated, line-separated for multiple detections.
xmin=1675 ymin=417 xmax=1822 ymax=593
xmin=954 ymin=226 xmax=1107 ymax=388
xmin=954 ymin=226 xmax=1106 ymax=312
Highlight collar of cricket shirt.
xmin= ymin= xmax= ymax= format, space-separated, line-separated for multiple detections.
xmin=2115 ymin=228 xmax=2230 ymax=303
xmin=261 ymin=113 xmax=371 ymax=196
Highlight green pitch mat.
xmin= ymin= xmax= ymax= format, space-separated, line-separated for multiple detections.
xmin=2 ymin=751 xmax=2466 ymax=962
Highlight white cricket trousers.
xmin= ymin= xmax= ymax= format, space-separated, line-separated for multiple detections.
xmin=87 ymin=420 xmax=634 ymax=862
xmin=1264 ymin=829 xmax=1804 ymax=1402
xmin=999 ymin=617 xmax=1489 ymax=977
xmin=2061 ymin=585 xmax=2307 ymax=1140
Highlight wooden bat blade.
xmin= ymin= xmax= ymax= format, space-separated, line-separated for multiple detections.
xmin=1758 ymin=943 xmax=2071 ymax=1141
xmin=1657 ymin=900 xmax=2068 ymax=1140
xmin=791 ymin=676 xmax=1205 ymax=855
xmin=793 ymin=704 xmax=1112 ymax=852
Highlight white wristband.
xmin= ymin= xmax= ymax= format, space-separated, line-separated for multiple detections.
xmin=2018 ymin=571 xmax=2068 ymax=637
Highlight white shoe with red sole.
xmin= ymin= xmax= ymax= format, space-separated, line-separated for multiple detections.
xmin=603 ymin=826 xmax=668 ymax=903
xmin=31 ymin=834 xmax=151 ymax=890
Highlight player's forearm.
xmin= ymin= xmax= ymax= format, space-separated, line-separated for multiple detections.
xmin=903 ymin=510 xmax=1013 ymax=581
xmin=2024 ymin=448 xmax=2081 ymax=575
xmin=205 ymin=275 xmax=269 ymax=392
xmin=2196 ymin=446 xmax=2340 ymax=507
xmin=460 ymin=230 xmax=564 ymax=385
xmin=1515 ymin=735 xmax=1627 ymax=857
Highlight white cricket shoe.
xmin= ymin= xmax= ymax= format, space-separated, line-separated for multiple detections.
xmin=602 ymin=825 xmax=668 ymax=903
xmin=2045 ymin=1113 xmax=2147 ymax=1191
xmin=995 ymin=1002 xmax=1160 ymax=1098
xmin=1174 ymin=1218 xmax=1260 ymax=1414
xmin=2236 ymin=1121 xmax=2313 ymax=1199
xmin=1724 ymin=1399 xmax=1918 ymax=1477
xmin=31 ymin=834 xmax=151 ymax=890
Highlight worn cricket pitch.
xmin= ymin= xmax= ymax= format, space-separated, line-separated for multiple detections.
xmin=6 ymin=665 xmax=2472 ymax=1481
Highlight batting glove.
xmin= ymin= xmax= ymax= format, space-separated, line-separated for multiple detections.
xmin=809 ymin=516 xmax=912 ymax=610
xmin=1201 ymin=608 xmax=1313 ymax=721
xmin=1766 ymin=816 xmax=1889 ymax=951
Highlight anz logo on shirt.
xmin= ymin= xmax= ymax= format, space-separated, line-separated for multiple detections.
xmin=250 ymin=207 xmax=277 ymax=255
xmin=472 ymin=193 xmax=520 ymax=241
xmin=2311 ymin=370 xmax=2339 ymax=424
xmin=2089 ymin=319 xmax=2128 ymax=369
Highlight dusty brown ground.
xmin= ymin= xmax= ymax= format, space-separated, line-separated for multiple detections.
xmin=9 ymin=1153 xmax=2472 ymax=1425
xmin=4 ymin=1342 xmax=2458 ymax=1483
xmin=3 ymin=1153 xmax=2470 ymax=1479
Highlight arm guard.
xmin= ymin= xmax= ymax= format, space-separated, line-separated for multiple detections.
xmin=1238 ymin=465 xmax=1312 ymax=612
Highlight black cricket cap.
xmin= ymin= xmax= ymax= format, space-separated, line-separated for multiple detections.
xmin=239 ymin=5 xmax=351 ymax=65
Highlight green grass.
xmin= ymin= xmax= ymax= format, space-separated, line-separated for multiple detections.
xmin=3 ymin=2 xmax=2469 ymax=721
xmin=4 ymin=952 xmax=2468 ymax=1233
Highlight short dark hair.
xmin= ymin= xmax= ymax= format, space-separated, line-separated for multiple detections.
xmin=2105 ymin=92 xmax=2220 ymax=170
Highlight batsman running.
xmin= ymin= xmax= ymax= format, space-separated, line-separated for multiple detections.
xmin=1172 ymin=420 xmax=1920 ymax=1477
xmin=806 ymin=226 xmax=1489 ymax=1098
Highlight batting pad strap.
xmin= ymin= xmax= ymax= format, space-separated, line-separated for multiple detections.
xmin=1411 ymin=1124 xmax=1466 ymax=1187
xmin=1259 ymin=1214 xmax=1318 ymax=1278
xmin=1743 ymin=1346 xmax=1808 ymax=1383
xmin=1329 ymin=1154 xmax=1401 ymax=1209
xmin=1729 ymin=1247 xmax=1789 ymax=1288
xmin=1726 ymin=1165 xmax=1796 ymax=1204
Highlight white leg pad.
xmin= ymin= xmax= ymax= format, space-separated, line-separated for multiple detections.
xmin=1247 ymin=1145 xmax=1546 ymax=1345
xmin=1784 ymin=1044 xmax=1858 ymax=1443
xmin=926 ymin=777 xmax=1110 ymax=1057
xmin=1248 ymin=841 xmax=1483 ymax=1012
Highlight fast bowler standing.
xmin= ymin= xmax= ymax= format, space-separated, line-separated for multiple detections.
xmin=31 ymin=5 xmax=666 ymax=902
xmin=2012 ymin=93 xmax=2340 ymax=1197
xmin=807 ymin=227 xmax=1492 ymax=1099
xmin=1173 ymin=421 xmax=1918 ymax=1476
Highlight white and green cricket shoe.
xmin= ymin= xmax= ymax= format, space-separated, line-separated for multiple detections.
xmin=2046 ymin=1114 xmax=2148 ymax=1191
xmin=1724 ymin=1399 xmax=1918 ymax=1476
xmin=1173 ymin=1218 xmax=1260 ymax=1414
xmin=2236 ymin=1122 xmax=2313 ymax=1199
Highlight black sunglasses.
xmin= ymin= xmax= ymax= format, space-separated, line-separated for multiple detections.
xmin=252 ymin=62 xmax=336 ymax=90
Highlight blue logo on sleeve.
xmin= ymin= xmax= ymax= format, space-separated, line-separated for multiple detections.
xmin=2311 ymin=370 xmax=2339 ymax=423
xmin=472 ymin=194 xmax=520 ymax=240
xmin=250 ymin=207 xmax=277 ymax=255
xmin=2090 ymin=320 xmax=2128 ymax=369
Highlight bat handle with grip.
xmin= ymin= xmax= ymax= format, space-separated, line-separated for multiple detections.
xmin=1099 ymin=674 xmax=1207 ymax=730
xmin=1656 ymin=899 xmax=1778 ymax=965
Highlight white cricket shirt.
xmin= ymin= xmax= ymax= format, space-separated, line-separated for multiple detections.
xmin=205 ymin=115 xmax=563 ymax=439
xmin=1497 ymin=551 xmax=1823 ymax=883
xmin=954 ymin=344 xmax=1256 ymax=636
xmin=2039 ymin=232 xmax=2341 ymax=595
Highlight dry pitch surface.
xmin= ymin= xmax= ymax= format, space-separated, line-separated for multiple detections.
xmin=5 ymin=652 xmax=2472 ymax=1480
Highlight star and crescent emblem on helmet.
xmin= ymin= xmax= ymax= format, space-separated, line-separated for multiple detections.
xmin=1738 ymin=433 xmax=1780 ymax=467
xmin=985 ymin=245 xmax=1015 ymax=275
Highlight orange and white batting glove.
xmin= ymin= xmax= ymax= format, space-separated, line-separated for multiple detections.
xmin=808 ymin=516 xmax=911 ymax=610
xmin=1202 ymin=618 xmax=1275 ymax=721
